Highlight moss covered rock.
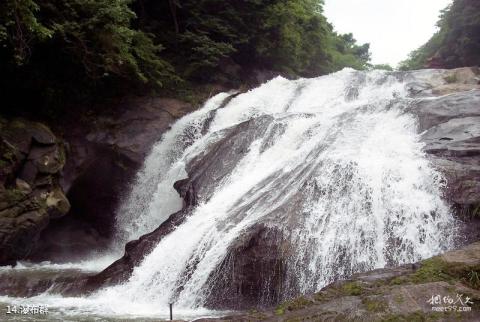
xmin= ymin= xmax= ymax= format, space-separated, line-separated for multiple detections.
xmin=0 ymin=118 xmax=69 ymax=265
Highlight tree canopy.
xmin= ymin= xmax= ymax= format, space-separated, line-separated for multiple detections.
xmin=400 ymin=0 xmax=480 ymax=70
xmin=0 ymin=0 xmax=371 ymax=114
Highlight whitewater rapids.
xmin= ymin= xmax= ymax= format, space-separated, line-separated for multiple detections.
xmin=1 ymin=68 xmax=457 ymax=319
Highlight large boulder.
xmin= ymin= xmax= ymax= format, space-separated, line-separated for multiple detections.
xmin=407 ymin=68 xmax=480 ymax=229
xmin=0 ymin=118 xmax=70 ymax=265
xmin=204 ymin=223 xmax=289 ymax=309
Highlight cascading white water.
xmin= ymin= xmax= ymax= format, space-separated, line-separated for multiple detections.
xmin=0 ymin=68 xmax=458 ymax=319
xmin=114 ymin=93 xmax=234 ymax=246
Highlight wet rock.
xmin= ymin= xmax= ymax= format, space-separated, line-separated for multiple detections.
xmin=204 ymin=224 xmax=288 ymax=309
xmin=28 ymin=122 xmax=57 ymax=145
xmin=85 ymin=115 xmax=273 ymax=291
xmin=0 ymin=209 xmax=50 ymax=264
xmin=0 ymin=266 xmax=95 ymax=297
xmin=84 ymin=209 xmax=189 ymax=291
xmin=15 ymin=179 xmax=32 ymax=194
xmin=82 ymin=179 xmax=195 ymax=290
xmin=18 ymin=160 xmax=38 ymax=185
xmin=432 ymin=83 xmax=480 ymax=96
xmin=30 ymin=145 xmax=65 ymax=175
xmin=441 ymin=241 xmax=480 ymax=265
xmin=411 ymin=90 xmax=480 ymax=130
xmin=0 ymin=119 xmax=69 ymax=265
xmin=185 ymin=116 xmax=273 ymax=201
xmin=408 ymin=68 xmax=480 ymax=227
xmin=44 ymin=188 xmax=71 ymax=219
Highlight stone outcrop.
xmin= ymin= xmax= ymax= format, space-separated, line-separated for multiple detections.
xmin=0 ymin=118 xmax=70 ymax=265
xmin=407 ymin=67 xmax=480 ymax=242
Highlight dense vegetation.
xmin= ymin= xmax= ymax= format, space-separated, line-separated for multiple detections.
xmin=0 ymin=0 xmax=370 ymax=115
xmin=400 ymin=0 xmax=480 ymax=70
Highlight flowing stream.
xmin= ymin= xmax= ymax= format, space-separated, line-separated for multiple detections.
xmin=0 ymin=69 xmax=458 ymax=320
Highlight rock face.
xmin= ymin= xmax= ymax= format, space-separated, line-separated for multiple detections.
xmin=407 ymin=67 xmax=480 ymax=242
xmin=0 ymin=118 xmax=70 ymax=265
xmin=32 ymin=97 xmax=195 ymax=261
xmin=204 ymin=223 xmax=288 ymax=309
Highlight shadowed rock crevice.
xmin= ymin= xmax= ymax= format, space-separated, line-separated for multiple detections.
xmin=0 ymin=118 xmax=70 ymax=265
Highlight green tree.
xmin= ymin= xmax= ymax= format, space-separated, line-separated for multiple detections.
xmin=371 ymin=64 xmax=394 ymax=71
xmin=0 ymin=0 xmax=53 ymax=63
xmin=133 ymin=0 xmax=371 ymax=80
xmin=327 ymin=31 xmax=371 ymax=72
xmin=0 ymin=0 xmax=372 ymax=115
xmin=400 ymin=0 xmax=480 ymax=70
xmin=0 ymin=0 xmax=177 ymax=113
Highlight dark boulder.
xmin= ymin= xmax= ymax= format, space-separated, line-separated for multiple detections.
xmin=0 ymin=118 xmax=70 ymax=265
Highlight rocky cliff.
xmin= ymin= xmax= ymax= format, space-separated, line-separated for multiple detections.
xmin=410 ymin=68 xmax=480 ymax=217
xmin=0 ymin=118 xmax=70 ymax=265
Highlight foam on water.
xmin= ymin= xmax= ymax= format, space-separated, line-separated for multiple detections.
xmin=0 ymin=68 xmax=458 ymax=319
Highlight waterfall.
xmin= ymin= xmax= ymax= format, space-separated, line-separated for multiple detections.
xmin=110 ymin=67 xmax=455 ymax=307
xmin=0 ymin=68 xmax=457 ymax=319
xmin=114 ymin=93 xmax=234 ymax=246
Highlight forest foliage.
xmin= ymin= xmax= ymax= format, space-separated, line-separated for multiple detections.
xmin=0 ymin=0 xmax=371 ymax=114
xmin=400 ymin=0 xmax=480 ymax=70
